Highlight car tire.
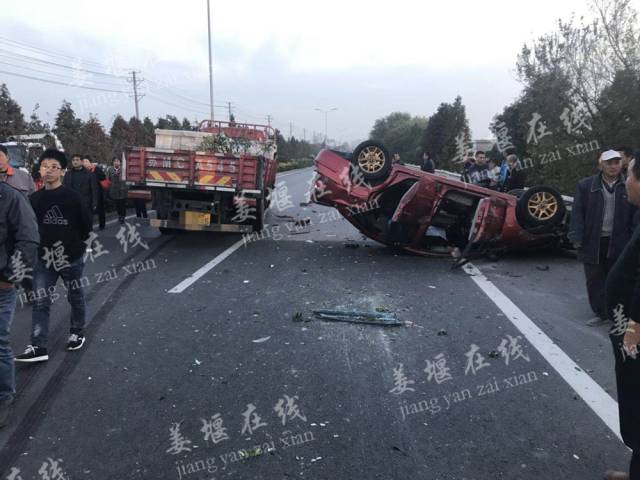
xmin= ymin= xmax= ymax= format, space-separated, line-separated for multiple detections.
xmin=516 ymin=186 xmax=566 ymax=230
xmin=351 ymin=140 xmax=392 ymax=183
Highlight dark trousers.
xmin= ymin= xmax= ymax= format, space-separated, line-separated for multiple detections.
xmin=584 ymin=237 xmax=616 ymax=318
xmin=31 ymin=257 xmax=86 ymax=348
xmin=134 ymin=199 xmax=147 ymax=218
xmin=114 ymin=199 xmax=127 ymax=221
xmin=96 ymin=190 xmax=106 ymax=229
xmin=610 ymin=333 xmax=640 ymax=479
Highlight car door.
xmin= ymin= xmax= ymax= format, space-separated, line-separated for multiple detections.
xmin=467 ymin=197 xmax=507 ymax=246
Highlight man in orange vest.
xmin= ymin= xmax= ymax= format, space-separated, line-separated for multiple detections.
xmin=0 ymin=145 xmax=35 ymax=197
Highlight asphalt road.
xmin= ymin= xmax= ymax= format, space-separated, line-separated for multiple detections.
xmin=0 ymin=167 xmax=630 ymax=480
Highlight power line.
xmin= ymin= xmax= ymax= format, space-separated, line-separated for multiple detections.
xmin=0 ymin=59 xmax=128 ymax=88
xmin=0 ymin=69 xmax=130 ymax=93
xmin=0 ymin=36 xmax=130 ymax=73
xmin=146 ymin=93 xmax=216 ymax=117
xmin=0 ymin=48 xmax=128 ymax=78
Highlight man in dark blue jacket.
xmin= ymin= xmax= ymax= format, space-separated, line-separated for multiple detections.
xmin=568 ymin=150 xmax=637 ymax=326
xmin=0 ymin=181 xmax=39 ymax=427
xmin=603 ymin=156 xmax=640 ymax=480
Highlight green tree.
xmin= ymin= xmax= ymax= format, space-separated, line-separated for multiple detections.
xmin=156 ymin=115 xmax=182 ymax=130
xmin=110 ymin=114 xmax=134 ymax=157
xmin=53 ymin=100 xmax=83 ymax=154
xmin=128 ymin=116 xmax=149 ymax=146
xmin=78 ymin=116 xmax=111 ymax=164
xmin=369 ymin=112 xmax=428 ymax=165
xmin=181 ymin=117 xmax=194 ymax=131
xmin=26 ymin=103 xmax=49 ymax=134
xmin=142 ymin=116 xmax=155 ymax=146
xmin=421 ymin=96 xmax=471 ymax=170
xmin=593 ymin=69 xmax=640 ymax=148
xmin=516 ymin=0 xmax=640 ymax=122
xmin=491 ymin=71 xmax=597 ymax=193
xmin=0 ymin=83 xmax=26 ymax=140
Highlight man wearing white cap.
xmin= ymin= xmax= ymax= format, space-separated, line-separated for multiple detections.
xmin=569 ymin=149 xmax=637 ymax=326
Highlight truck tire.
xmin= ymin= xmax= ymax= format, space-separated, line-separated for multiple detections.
xmin=252 ymin=197 xmax=265 ymax=232
xmin=351 ymin=140 xmax=392 ymax=183
xmin=516 ymin=186 xmax=565 ymax=231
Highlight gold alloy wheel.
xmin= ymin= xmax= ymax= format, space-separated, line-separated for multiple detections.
xmin=357 ymin=146 xmax=386 ymax=174
xmin=527 ymin=191 xmax=558 ymax=221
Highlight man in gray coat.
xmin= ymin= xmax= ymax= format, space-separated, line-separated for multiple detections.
xmin=0 ymin=181 xmax=39 ymax=427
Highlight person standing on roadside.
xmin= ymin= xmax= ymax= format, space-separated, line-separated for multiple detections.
xmin=0 ymin=178 xmax=39 ymax=427
xmin=502 ymin=154 xmax=527 ymax=192
xmin=420 ymin=151 xmax=435 ymax=173
xmin=63 ymin=154 xmax=97 ymax=220
xmin=603 ymin=156 xmax=640 ymax=480
xmin=568 ymin=149 xmax=636 ymax=327
xmin=0 ymin=145 xmax=35 ymax=197
xmin=467 ymin=151 xmax=491 ymax=188
xmin=107 ymin=157 xmax=128 ymax=224
xmin=15 ymin=149 xmax=92 ymax=363
xmin=618 ymin=146 xmax=634 ymax=176
xmin=82 ymin=155 xmax=107 ymax=230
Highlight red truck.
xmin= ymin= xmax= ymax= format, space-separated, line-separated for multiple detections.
xmin=123 ymin=120 xmax=277 ymax=233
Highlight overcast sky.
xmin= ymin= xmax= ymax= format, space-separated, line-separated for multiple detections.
xmin=2 ymin=0 xmax=631 ymax=144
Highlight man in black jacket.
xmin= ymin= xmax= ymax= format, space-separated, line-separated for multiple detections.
xmin=568 ymin=150 xmax=637 ymax=326
xmin=0 ymin=181 xmax=39 ymax=427
xmin=502 ymin=154 xmax=527 ymax=192
xmin=603 ymin=157 xmax=640 ymax=480
xmin=15 ymin=149 xmax=92 ymax=364
xmin=83 ymin=155 xmax=106 ymax=230
xmin=63 ymin=154 xmax=97 ymax=219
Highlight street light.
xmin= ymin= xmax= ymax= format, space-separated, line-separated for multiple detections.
xmin=314 ymin=107 xmax=337 ymax=146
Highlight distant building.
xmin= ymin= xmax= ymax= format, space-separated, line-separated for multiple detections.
xmin=473 ymin=139 xmax=494 ymax=153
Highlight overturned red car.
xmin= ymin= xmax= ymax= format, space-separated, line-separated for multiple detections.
xmin=311 ymin=140 xmax=572 ymax=258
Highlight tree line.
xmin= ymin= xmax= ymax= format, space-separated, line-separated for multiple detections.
xmin=0 ymin=86 xmax=316 ymax=165
xmin=369 ymin=0 xmax=640 ymax=194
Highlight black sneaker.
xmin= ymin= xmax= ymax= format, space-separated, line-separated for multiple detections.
xmin=15 ymin=345 xmax=48 ymax=363
xmin=66 ymin=334 xmax=85 ymax=351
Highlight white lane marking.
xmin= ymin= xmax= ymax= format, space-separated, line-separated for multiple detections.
xmin=463 ymin=262 xmax=622 ymax=441
xmin=168 ymin=238 xmax=247 ymax=293
xmin=276 ymin=166 xmax=313 ymax=179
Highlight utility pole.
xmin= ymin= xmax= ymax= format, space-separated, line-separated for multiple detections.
xmin=207 ymin=0 xmax=214 ymax=122
xmin=303 ymin=128 xmax=306 ymax=142
xmin=289 ymin=121 xmax=293 ymax=140
xmin=314 ymin=107 xmax=337 ymax=145
xmin=128 ymin=71 xmax=144 ymax=120
xmin=227 ymin=101 xmax=233 ymax=122
xmin=266 ymin=115 xmax=272 ymax=127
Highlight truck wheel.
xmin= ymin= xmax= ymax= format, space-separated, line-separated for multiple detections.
xmin=516 ymin=186 xmax=565 ymax=230
xmin=351 ymin=140 xmax=392 ymax=183
xmin=252 ymin=197 xmax=265 ymax=232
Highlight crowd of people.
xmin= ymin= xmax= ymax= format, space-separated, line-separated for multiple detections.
xmin=460 ymin=150 xmax=526 ymax=192
xmin=0 ymin=147 xmax=149 ymax=431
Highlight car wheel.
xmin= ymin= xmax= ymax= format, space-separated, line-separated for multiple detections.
xmin=351 ymin=140 xmax=392 ymax=183
xmin=516 ymin=186 xmax=566 ymax=230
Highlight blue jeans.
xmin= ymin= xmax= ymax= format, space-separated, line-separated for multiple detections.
xmin=0 ymin=286 xmax=17 ymax=401
xmin=31 ymin=257 xmax=86 ymax=348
